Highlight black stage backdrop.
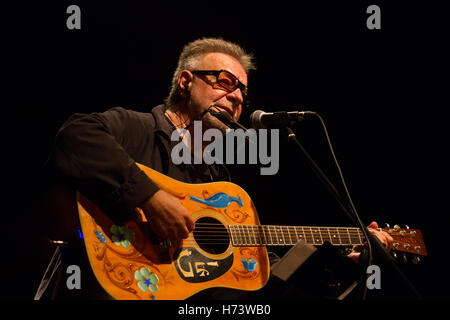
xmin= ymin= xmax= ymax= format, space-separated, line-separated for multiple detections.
xmin=12 ymin=0 xmax=447 ymax=302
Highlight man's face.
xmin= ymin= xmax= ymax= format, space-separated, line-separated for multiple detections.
xmin=181 ymin=52 xmax=248 ymax=132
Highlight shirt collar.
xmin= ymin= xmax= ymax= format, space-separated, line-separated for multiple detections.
xmin=151 ymin=104 xmax=176 ymax=139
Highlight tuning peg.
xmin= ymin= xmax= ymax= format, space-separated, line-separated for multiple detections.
xmin=385 ymin=223 xmax=390 ymax=228
xmin=394 ymin=224 xmax=400 ymax=230
xmin=412 ymin=256 xmax=421 ymax=264
xmin=391 ymin=251 xmax=398 ymax=259
xmin=402 ymin=254 xmax=407 ymax=263
xmin=405 ymin=225 xmax=410 ymax=229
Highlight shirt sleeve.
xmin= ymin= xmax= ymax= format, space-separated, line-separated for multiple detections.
xmin=49 ymin=107 xmax=160 ymax=220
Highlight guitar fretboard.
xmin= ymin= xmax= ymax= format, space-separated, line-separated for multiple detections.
xmin=228 ymin=225 xmax=365 ymax=247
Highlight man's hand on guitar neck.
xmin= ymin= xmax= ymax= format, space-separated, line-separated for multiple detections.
xmin=348 ymin=221 xmax=394 ymax=263
xmin=139 ymin=190 xmax=195 ymax=242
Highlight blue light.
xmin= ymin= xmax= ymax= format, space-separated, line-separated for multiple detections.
xmin=77 ymin=228 xmax=84 ymax=239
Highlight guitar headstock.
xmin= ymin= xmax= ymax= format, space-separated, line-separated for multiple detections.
xmin=381 ymin=225 xmax=427 ymax=257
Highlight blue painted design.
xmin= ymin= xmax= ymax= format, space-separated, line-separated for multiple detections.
xmin=135 ymin=267 xmax=159 ymax=293
xmin=241 ymin=258 xmax=258 ymax=271
xmin=144 ymin=279 xmax=152 ymax=287
xmin=94 ymin=230 xmax=107 ymax=244
xmin=189 ymin=192 xmax=244 ymax=208
xmin=77 ymin=228 xmax=84 ymax=239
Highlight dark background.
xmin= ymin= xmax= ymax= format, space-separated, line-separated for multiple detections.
xmin=12 ymin=1 xmax=447 ymax=301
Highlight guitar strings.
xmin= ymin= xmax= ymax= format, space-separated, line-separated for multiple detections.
xmin=193 ymin=223 xmax=366 ymax=236
xmin=179 ymin=223 xmax=366 ymax=245
xmin=195 ymin=222 xmax=366 ymax=230
xmin=194 ymin=223 xmax=365 ymax=232
xmin=194 ymin=227 xmax=363 ymax=234
xmin=146 ymin=222 xmax=368 ymax=245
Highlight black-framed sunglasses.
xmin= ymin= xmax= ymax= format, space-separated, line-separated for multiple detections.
xmin=191 ymin=69 xmax=248 ymax=102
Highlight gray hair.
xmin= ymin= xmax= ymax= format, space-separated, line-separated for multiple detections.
xmin=165 ymin=37 xmax=256 ymax=108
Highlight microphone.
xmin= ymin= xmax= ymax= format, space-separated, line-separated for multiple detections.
xmin=208 ymin=107 xmax=258 ymax=145
xmin=249 ymin=110 xmax=313 ymax=129
xmin=208 ymin=108 xmax=249 ymax=131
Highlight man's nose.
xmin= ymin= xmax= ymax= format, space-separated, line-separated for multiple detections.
xmin=226 ymin=90 xmax=243 ymax=120
xmin=226 ymin=88 xmax=244 ymax=106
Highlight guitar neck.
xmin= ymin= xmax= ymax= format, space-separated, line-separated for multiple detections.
xmin=228 ymin=225 xmax=365 ymax=247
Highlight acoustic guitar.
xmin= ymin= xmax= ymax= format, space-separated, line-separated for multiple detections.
xmin=77 ymin=163 xmax=427 ymax=300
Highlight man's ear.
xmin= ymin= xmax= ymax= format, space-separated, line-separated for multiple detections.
xmin=178 ymin=70 xmax=193 ymax=95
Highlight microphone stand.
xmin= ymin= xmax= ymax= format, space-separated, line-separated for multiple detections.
xmin=283 ymin=126 xmax=421 ymax=299
xmin=210 ymin=109 xmax=420 ymax=298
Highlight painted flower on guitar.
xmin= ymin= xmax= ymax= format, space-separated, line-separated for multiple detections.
xmin=110 ymin=224 xmax=135 ymax=248
xmin=134 ymin=267 xmax=159 ymax=294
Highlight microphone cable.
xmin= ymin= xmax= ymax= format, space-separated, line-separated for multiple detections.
xmin=209 ymin=105 xmax=374 ymax=298
xmin=306 ymin=111 xmax=374 ymax=300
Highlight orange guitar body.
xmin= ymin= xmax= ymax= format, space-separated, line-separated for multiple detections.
xmin=77 ymin=163 xmax=270 ymax=300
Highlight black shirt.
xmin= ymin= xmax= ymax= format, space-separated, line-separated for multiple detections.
xmin=49 ymin=104 xmax=230 ymax=221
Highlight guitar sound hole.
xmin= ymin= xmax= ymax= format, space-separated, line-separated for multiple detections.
xmin=194 ymin=217 xmax=229 ymax=255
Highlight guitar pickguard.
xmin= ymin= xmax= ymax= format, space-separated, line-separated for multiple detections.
xmin=174 ymin=247 xmax=234 ymax=283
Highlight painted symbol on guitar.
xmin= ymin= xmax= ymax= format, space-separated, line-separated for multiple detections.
xmin=174 ymin=247 xmax=234 ymax=283
xmin=241 ymin=258 xmax=258 ymax=272
xmin=134 ymin=267 xmax=159 ymax=294
xmin=110 ymin=224 xmax=135 ymax=248
xmin=189 ymin=192 xmax=244 ymax=208
xmin=94 ymin=230 xmax=106 ymax=244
